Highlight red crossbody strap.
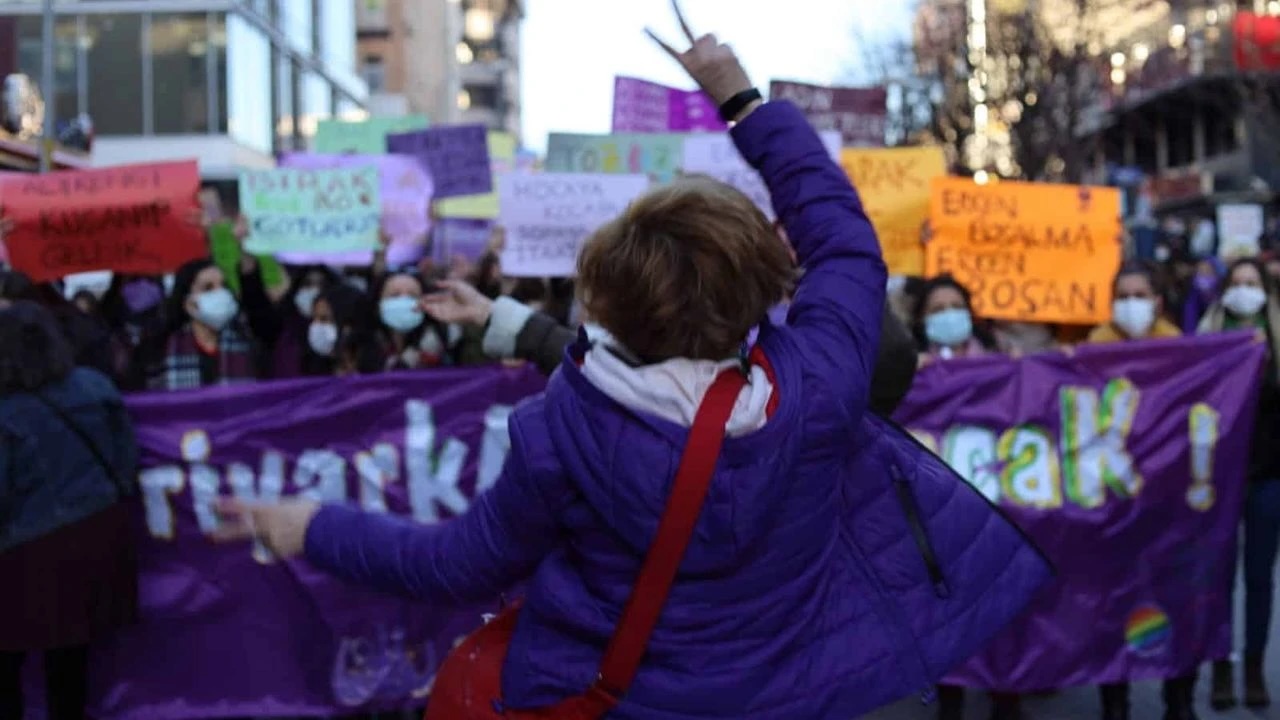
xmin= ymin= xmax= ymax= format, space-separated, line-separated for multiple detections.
xmin=591 ymin=368 xmax=748 ymax=701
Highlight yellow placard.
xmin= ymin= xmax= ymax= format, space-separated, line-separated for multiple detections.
xmin=434 ymin=131 xmax=517 ymax=219
xmin=840 ymin=146 xmax=946 ymax=276
xmin=926 ymin=177 xmax=1123 ymax=324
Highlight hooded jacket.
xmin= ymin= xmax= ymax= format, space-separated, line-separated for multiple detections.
xmin=304 ymin=102 xmax=1051 ymax=719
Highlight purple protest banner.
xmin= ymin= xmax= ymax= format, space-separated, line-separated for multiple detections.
xmin=80 ymin=366 xmax=545 ymax=719
xmin=433 ymin=217 xmax=494 ymax=264
xmin=387 ymin=124 xmax=493 ymax=198
xmin=893 ymin=333 xmax=1266 ymax=691
xmin=277 ymin=152 xmax=433 ymax=267
xmin=611 ymin=75 xmax=726 ymax=133
xmin=768 ymin=80 xmax=888 ymax=147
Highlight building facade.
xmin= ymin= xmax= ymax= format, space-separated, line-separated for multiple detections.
xmin=356 ymin=0 xmax=522 ymax=137
xmin=0 ymin=0 xmax=369 ymax=178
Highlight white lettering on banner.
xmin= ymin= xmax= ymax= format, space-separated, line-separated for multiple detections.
xmin=941 ymin=426 xmax=1001 ymax=502
xmin=999 ymin=426 xmax=1062 ymax=509
xmin=1060 ymin=379 xmax=1143 ymax=509
xmin=404 ymin=399 xmax=469 ymax=522
xmin=498 ymin=173 xmax=650 ymax=278
xmin=136 ymin=399 xmax=511 ymax=552
xmin=476 ymin=405 xmax=514 ymax=493
xmin=1187 ymin=403 xmax=1219 ymax=511
xmin=680 ymin=130 xmax=842 ymax=220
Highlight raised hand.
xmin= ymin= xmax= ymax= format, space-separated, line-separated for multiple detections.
xmin=420 ymin=278 xmax=494 ymax=327
xmin=645 ymin=0 xmax=755 ymax=111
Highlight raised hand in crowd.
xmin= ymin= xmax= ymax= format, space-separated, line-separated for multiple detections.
xmin=645 ymin=1 xmax=757 ymax=117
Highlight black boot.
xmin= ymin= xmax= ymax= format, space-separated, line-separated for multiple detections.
xmin=1210 ymin=659 xmax=1237 ymax=710
xmin=937 ymin=685 xmax=964 ymax=720
xmin=1162 ymin=675 xmax=1198 ymax=720
xmin=1245 ymin=653 xmax=1270 ymax=708
xmin=1100 ymin=683 xmax=1130 ymax=720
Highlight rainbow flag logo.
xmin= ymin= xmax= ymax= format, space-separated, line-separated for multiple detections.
xmin=1125 ymin=605 xmax=1172 ymax=656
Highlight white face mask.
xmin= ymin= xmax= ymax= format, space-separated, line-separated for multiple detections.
xmin=193 ymin=287 xmax=239 ymax=331
xmin=308 ymin=322 xmax=338 ymax=357
xmin=1223 ymin=285 xmax=1268 ymax=318
xmin=1112 ymin=297 xmax=1157 ymax=338
xmin=294 ymin=286 xmax=320 ymax=318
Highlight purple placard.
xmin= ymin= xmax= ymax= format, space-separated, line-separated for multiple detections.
xmin=387 ymin=124 xmax=493 ymax=198
xmin=276 ymin=153 xmax=433 ymax=267
xmin=611 ymin=76 xmax=725 ymax=133
xmin=74 ymin=367 xmax=545 ymax=720
xmin=894 ymin=332 xmax=1265 ymax=691
xmin=433 ymin=218 xmax=495 ymax=264
xmin=768 ymin=80 xmax=888 ymax=147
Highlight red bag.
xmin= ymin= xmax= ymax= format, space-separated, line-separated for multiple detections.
xmin=425 ymin=369 xmax=748 ymax=719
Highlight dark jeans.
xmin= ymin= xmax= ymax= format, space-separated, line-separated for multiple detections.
xmin=1242 ymin=480 xmax=1280 ymax=656
xmin=0 ymin=646 xmax=89 ymax=720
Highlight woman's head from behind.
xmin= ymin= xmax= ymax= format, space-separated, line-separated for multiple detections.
xmin=1220 ymin=257 xmax=1272 ymax=319
xmin=1111 ymin=259 xmax=1163 ymax=339
xmin=576 ymin=175 xmax=793 ymax=361
xmin=0 ymin=269 xmax=36 ymax=310
xmin=170 ymin=259 xmax=239 ymax=332
xmin=914 ymin=274 xmax=976 ymax=349
xmin=0 ymin=300 xmax=75 ymax=394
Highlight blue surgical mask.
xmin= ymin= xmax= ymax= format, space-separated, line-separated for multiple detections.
xmin=925 ymin=308 xmax=974 ymax=348
xmin=379 ymin=296 xmax=423 ymax=333
xmin=193 ymin=288 xmax=238 ymax=331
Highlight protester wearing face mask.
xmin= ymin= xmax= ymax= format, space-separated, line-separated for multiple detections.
xmin=913 ymin=274 xmax=991 ymax=364
xmin=1088 ymin=260 xmax=1182 ymax=344
xmin=139 ymin=257 xmax=281 ymax=391
xmin=1086 ymin=260 xmax=1191 ymax=720
xmin=1198 ymin=257 xmax=1280 ymax=711
xmin=357 ymin=272 xmax=456 ymax=372
xmin=270 ymin=265 xmax=340 ymax=380
xmin=303 ymin=283 xmax=366 ymax=377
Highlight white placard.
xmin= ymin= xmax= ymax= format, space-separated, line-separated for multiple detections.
xmin=498 ymin=173 xmax=650 ymax=277
xmin=1216 ymin=203 xmax=1264 ymax=259
xmin=680 ymin=130 xmax=842 ymax=219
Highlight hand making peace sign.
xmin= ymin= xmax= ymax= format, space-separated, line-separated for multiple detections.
xmin=645 ymin=0 xmax=760 ymax=122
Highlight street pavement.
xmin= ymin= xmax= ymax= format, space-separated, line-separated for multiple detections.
xmin=865 ymin=584 xmax=1280 ymax=720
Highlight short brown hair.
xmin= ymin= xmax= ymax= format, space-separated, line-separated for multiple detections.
xmin=577 ymin=175 xmax=794 ymax=361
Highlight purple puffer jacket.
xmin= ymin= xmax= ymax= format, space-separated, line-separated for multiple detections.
xmin=305 ymin=102 xmax=1051 ymax=719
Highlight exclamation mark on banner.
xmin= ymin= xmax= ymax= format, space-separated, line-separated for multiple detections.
xmin=1187 ymin=403 xmax=1219 ymax=512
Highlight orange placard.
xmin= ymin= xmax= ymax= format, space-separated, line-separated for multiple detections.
xmin=0 ymin=160 xmax=204 ymax=282
xmin=840 ymin=146 xmax=946 ymax=276
xmin=925 ymin=177 xmax=1122 ymax=324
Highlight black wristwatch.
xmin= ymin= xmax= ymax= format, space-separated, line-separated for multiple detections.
xmin=718 ymin=88 xmax=763 ymax=123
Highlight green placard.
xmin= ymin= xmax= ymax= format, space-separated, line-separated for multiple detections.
xmin=314 ymin=114 xmax=430 ymax=154
xmin=239 ymin=166 xmax=383 ymax=257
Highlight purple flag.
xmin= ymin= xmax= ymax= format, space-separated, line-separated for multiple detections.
xmin=35 ymin=335 xmax=1263 ymax=719
xmin=893 ymin=332 xmax=1265 ymax=691
xmin=84 ymin=367 xmax=545 ymax=720
xmin=611 ymin=76 xmax=726 ymax=133
xmin=387 ymin=124 xmax=493 ymax=198
xmin=768 ymin=80 xmax=887 ymax=147
xmin=277 ymin=153 xmax=432 ymax=267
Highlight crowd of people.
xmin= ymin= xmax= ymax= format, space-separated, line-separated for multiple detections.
xmin=2 ymin=16 xmax=1280 ymax=720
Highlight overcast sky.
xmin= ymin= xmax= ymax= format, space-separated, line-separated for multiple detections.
xmin=518 ymin=0 xmax=912 ymax=151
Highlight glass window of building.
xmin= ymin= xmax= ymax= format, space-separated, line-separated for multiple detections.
xmin=10 ymin=15 xmax=78 ymax=124
xmin=226 ymin=13 xmax=271 ymax=153
xmin=274 ymin=50 xmax=297 ymax=151
xmin=464 ymin=83 xmax=499 ymax=110
xmin=319 ymin=0 xmax=357 ymax=78
xmin=150 ymin=14 xmax=210 ymax=134
xmin=279 ymin=0 xmax=314 ymax=55
xmin=301 ymin=70 xmax=332 ymax=137
xmin=360 ymin=54 xmax=385 ymax=92
xmin=85 ymin=14 xmax=144 ymax=135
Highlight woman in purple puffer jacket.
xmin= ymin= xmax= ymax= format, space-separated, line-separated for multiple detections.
xmin=214 ymin=11 xmax=1050 ymax=719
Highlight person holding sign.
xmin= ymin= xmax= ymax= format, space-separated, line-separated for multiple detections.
xmin=1086 ymin=260 xmax=1191 ymax=720
xmin=1198 ymin=258 xmax=1280 ymax=710
xmin=213 ymin=5 xmax=1049 ymax=719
